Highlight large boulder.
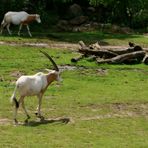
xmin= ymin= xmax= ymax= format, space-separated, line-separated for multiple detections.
xmin=57 ymin=20 xmax=71 ymax=31
xmin=69 ymin=4 xmax=83 ymax=18
xmin=87 ymin=7 xmax=96 ymax=12
xmin=69 ymin=16 xmax=88 ymax=25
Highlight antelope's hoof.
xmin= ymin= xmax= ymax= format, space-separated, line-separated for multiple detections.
xmin=35 ymin=112 xmax=38 ymax=116
xmin=24 ymin=119 xmax=29 ymax=124
xmin=14 ymin=119 xmax=18 ymax=125
xmin=27 ymin=115 xmax=31 ymax=119
xmin=24 ymin=116 xmax=30 ymax=124
xmin=40 ymin=116 xmax=45 ymax=122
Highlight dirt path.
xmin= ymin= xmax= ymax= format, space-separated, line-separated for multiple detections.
xmin=1 ymin=103 xmax=148 ymax=126
xmin=0 ymin=111 xmax=147 ymax=126
xmin=0 ymin=41 xmax=79 ymax=50
xmin=0 ymin=41 xmax=127 ymax=50
xmin=0 ymin=41 xmax=147 ymax=51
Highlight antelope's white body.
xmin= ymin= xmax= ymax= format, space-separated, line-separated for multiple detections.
xmin=4 ymin=11 xmax=29 ymax=25
xmin=1 ymin=11 xmax=41 ymax=37
xmin=16 ymin=72 xmax=48 ymax=97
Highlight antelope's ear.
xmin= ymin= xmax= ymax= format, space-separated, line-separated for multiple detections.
xmin=44 ymin=69 xmax=53 ymax=73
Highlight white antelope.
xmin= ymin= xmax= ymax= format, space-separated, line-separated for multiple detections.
xmin=1 ymin=11 xmax=41 ymax=37
xmin=11 ymin=50 xmax=60 ymax=124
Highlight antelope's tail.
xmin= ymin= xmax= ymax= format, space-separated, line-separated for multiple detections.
xmin=10 ymin=86 xmax=19 ymax=108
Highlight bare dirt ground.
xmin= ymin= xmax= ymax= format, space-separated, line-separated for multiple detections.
xmin=0 ymin=41 xmax=148 ymax=52
xmin=0 ymin=41 xmax=148 ymax=51
xmin=1 ymin=103 xmax=148 ymax=126
xmin=80 ymin=102 xmax=148 ymax=121
xmin=0 ymin=41 xmax=79 ymax=50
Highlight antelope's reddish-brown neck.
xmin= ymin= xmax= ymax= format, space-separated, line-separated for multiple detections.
xmin=46 ymin=73 xmax=57 ymax=85
xmin=21 ymin=15 xmax=36 ymax=25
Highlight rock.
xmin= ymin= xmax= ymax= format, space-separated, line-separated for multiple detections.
xmin=69 ymin=4 xmax=83 ymax=18
xmin=120 ymin=27 xmax=133 ymax=34
xmin=69 ymin=16 xmax=88 ymax=25
xmin=87 ymin=7 xmax=96 ymax=12
xmin=57 ymin=20 xmax=71 ymax=31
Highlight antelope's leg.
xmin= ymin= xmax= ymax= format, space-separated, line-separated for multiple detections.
xmin=1 ymin=22 xmax=7 ymax=34
xmin=19 ymin=96 xmax=30 ymax=123
xmin=35 ymin=93 xmax=44 ymax=120
xmin=26 ymin=25 xmax=32 ymax=37
xmin=22 ymin=101 xmax=30 ymax=122
xmin=6 ymin=24 xmax=12 ymax=35
xmin=13 ymin=98 xmax=19 ymax=124
xmin=13 ymin=103 xmax=19 ymax=124
xmin=18 ymin=24 xmax=23 ymax=36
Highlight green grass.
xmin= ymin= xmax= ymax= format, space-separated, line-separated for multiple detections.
xmin=0 ymin=30 xmax=148 ymax=47
xmin=46 ymin=31 xmax=148 ymax=47
xmin=0 ymin=34 xmax=148 ymax=147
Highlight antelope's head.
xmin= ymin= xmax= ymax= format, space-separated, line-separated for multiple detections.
xmin=40 ymin=50 xmax=61 ymax=83
xmin=35 ymin=14 xmax=41 ymax=23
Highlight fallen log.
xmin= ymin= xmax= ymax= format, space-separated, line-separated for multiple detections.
xmin=78 ymin=40 xmax=117 ymax=58
xmin=89 ymin=42 xmax=101 ymax=50
xmin=86 ymin=55 xmax=97 ymax=62
xmin=108 ymin=46 xmax=143 ymax=55
xmin=73 ymin=41 xmax=146 ymax=65
xmin=78 ymin=40 xmax=88 ymax=49
xmin=79 ymin=48 xmax=118 ymax=58
xmin=97 ymin=51 xmax=146 ymax=64
xmin=143 ymin=55 xmax=148 ymax=65
xmin=71 ymin=54 xmax=85 ymax=62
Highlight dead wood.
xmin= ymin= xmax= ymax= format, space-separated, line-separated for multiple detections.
xmin=108 ymin=46 xmax=143 ymax=55
xmin=86 ymin=55 xmax=97 ymax=62
xmin=79 ymin=48 xmax=118 ymax=58
xmin=71 ymin=54 xmax=85 ymax=62
xmin=89 ymin=42 xmax=101 ymax=50
xmin=143 ymin=55 xmax=148 ymax=65
xmin=72 ymin=41 xmax=146 ymax=65
xmin=78 ymin=40 xmax=88 ymax=49
xmin=97 ymin=51 xmax=146 ymax=64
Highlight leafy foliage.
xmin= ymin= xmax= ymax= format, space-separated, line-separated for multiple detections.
xmin=0 ymin=0 xmax=147 ymax=29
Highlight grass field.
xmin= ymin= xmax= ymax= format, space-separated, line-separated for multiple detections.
xmin=0 ymin=30 xmax=148 ymax=46
xmin=0 ymin=32 xmax=148 ymax=147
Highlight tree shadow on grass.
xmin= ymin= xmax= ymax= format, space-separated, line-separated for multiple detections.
xmin=22 ymin=117 xmax=71 ymax=127
xmin=44 ymin=32 xmax=141 ymax=44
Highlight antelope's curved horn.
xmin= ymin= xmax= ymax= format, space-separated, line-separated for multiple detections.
xmin=40 ymin=50 xmax=59 ymax=71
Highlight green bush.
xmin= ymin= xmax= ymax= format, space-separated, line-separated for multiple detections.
xmin=132 ymin=10 xmax=148 ymax=30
